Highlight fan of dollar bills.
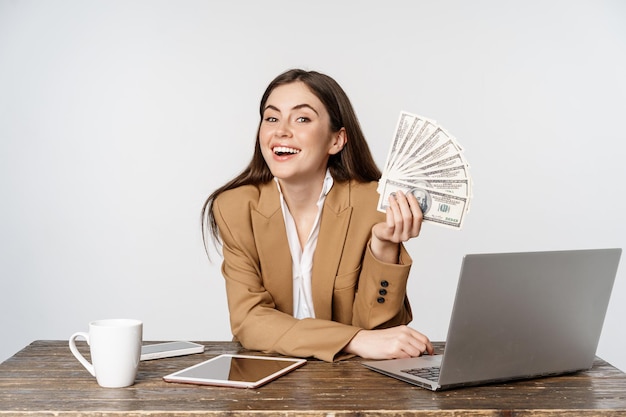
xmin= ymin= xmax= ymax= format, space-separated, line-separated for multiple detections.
xmin=377 ymin=111 xmax=473 ymax=229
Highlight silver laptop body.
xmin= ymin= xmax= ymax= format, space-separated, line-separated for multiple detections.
xmin=362 ymin=248 xmax=622 ymax=391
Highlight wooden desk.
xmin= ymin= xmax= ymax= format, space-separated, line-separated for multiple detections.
xmin=1 ymin=341 xmax=625 ymax=416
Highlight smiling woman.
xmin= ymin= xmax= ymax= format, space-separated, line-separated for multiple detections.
xmin=259 ymin=81 xmax=347 ymax=202
xmin=200 ymin=69 xmax=432 ymax=362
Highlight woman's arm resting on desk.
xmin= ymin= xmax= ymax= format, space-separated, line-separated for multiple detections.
xmin=344 ymin=325 xmax=434 ymax=359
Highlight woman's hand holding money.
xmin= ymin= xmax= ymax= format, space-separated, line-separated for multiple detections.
xmin=370 ymin=191 xmax=423 ymax=264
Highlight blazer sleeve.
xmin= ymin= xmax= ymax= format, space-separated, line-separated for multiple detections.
xmin=339 ymin=180 xmax=414 ymax=330
xmin=351 ymin=242 xmax=413 ymax=329
xmin=213 ymin=192 xmax=361 ymax=362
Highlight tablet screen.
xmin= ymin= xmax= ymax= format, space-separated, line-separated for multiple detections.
xmin=163 ymin=354 xmax=306 ymax=388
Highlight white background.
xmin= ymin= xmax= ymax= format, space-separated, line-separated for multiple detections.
xmin=1 ymin=0 xmax=625 ymax=371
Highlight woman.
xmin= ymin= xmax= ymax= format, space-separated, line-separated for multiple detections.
xmin=201 ymin=69 xmax=433 ymax=362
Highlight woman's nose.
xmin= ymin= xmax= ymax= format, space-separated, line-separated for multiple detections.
xmin=275 ymin=120 xmax=292 ymax=137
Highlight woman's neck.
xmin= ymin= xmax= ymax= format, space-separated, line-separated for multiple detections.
xmin=278 ymin=175 xmax=324 ymax=214
xmin=277 ymin=172 xmax=326 ymax=248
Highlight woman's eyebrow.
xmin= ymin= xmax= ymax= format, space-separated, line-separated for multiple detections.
xmin=263 ymin=104 xmax=280 ymax=113
xmin=292 ymin=104 xmax=319 ymax=115
xmin=263 ymin=103 xmax=319 ymax=115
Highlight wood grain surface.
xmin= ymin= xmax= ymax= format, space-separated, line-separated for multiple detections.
xmin=1 ymin=340 xmax=626 ymax=416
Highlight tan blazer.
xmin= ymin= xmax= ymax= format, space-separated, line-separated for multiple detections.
xmin=213 ymin=179 xmax=413 ymax=362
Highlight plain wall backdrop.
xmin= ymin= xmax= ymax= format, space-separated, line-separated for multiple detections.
xmin=1 ymin=0 xmax=625 ymax=371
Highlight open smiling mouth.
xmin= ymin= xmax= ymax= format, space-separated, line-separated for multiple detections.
xmin=273 ymin=146 xmax=301 ymax=156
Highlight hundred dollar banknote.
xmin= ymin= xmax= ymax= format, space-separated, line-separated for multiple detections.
xmin=378 ymin=111 xmax=472 ymax=229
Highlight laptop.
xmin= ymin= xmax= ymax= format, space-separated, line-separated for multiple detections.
xmin=362 ymin=248 xmax=622 ymax=391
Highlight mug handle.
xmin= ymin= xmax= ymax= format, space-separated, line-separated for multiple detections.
xmin=69 ymin=332 xmax=96 ymax=377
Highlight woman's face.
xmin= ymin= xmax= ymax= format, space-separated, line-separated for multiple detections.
xmin=259 ymin=81 xmax=345 ymax=185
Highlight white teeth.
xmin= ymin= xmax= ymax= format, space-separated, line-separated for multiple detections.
xmin=273 ymin=146 xmax=300 ymax=155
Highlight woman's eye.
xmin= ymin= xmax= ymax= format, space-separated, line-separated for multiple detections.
xmin=296 ymin=116 xmax=310 ymax=123
xmin=264 ymin=116 xmax=278 ymax=122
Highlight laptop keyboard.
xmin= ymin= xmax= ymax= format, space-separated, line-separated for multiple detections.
xmin=401 ymin=366 xmax=440 ymax=382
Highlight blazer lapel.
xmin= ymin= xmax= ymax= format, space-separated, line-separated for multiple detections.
xmin=311 ymin=181 xmax=352 ymax=320
xmin=251 ymin=181 xmax=294 ymax=315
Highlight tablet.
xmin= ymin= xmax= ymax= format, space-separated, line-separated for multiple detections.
xmin=141 ymin=341 xmax=205 ymax=361
xmin=162 ymin=354 xmax=307 ymax=388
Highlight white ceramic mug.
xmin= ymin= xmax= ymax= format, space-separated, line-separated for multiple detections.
xmin=69 ymin=319 xmax=143 ymax=388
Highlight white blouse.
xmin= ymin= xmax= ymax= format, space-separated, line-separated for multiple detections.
xmin=275 ymin=170 xmax=334 ymax=319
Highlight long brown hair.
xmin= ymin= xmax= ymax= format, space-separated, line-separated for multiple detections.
xmin=201 ymin=69 xmax=381 ymax=251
